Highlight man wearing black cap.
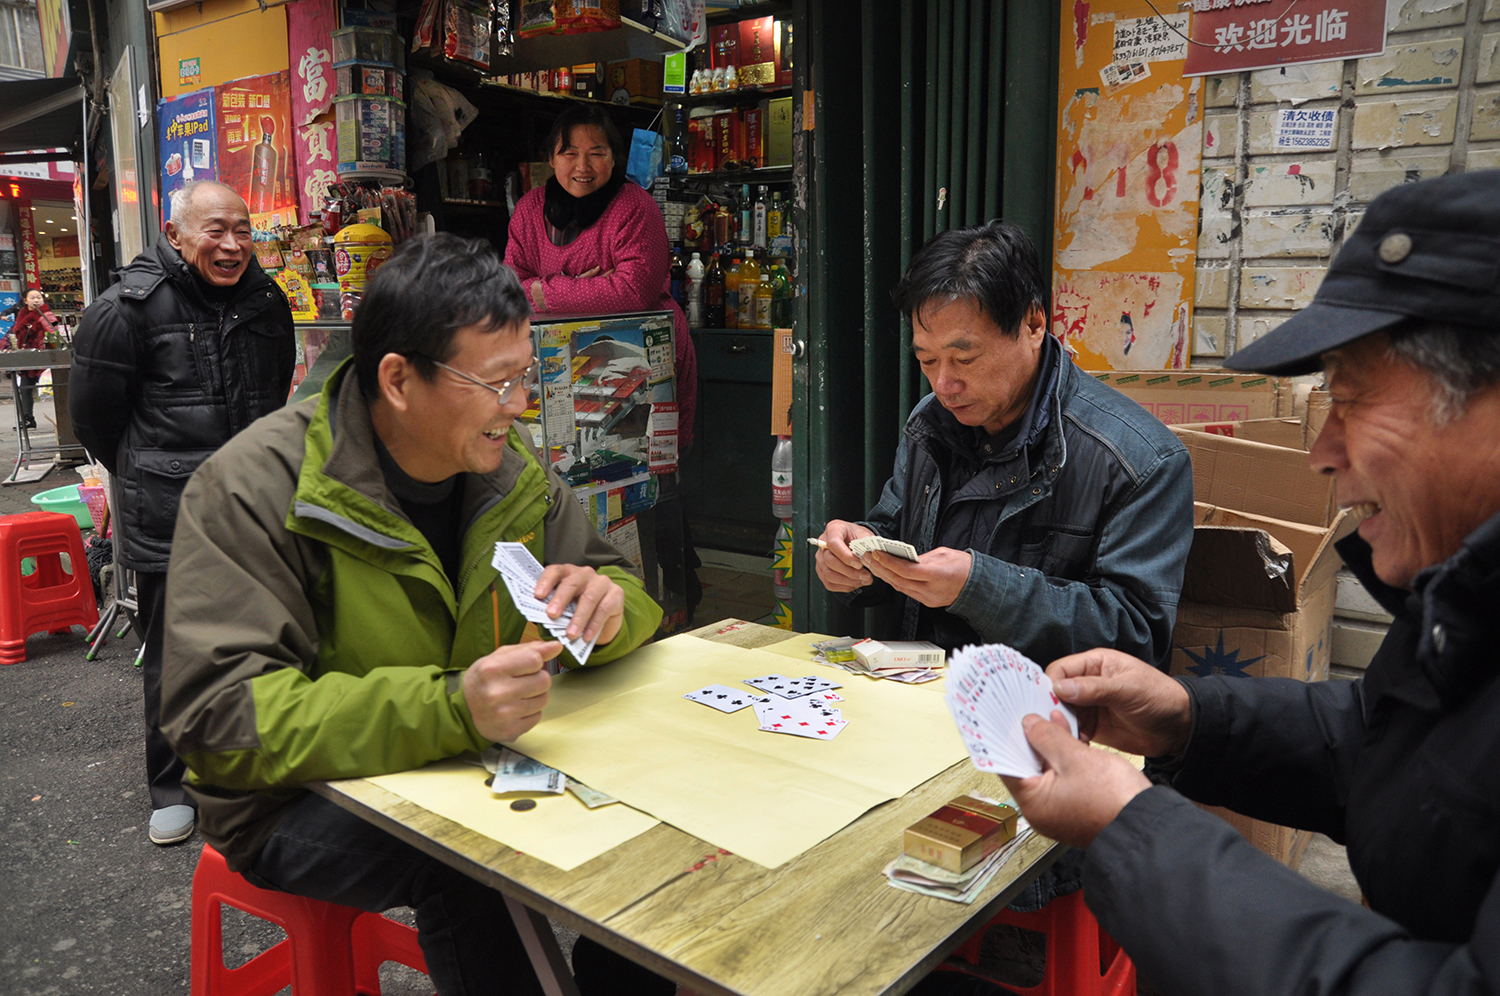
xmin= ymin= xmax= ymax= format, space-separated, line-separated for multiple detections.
xmin=989 ymin=169 xmax=1500 ymax=995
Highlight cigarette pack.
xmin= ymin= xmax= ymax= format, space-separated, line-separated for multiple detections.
xmin=852 ymin=639 xmax=945 ymax=671
xmin=903 ymin=796 xmax=1020 ymax=873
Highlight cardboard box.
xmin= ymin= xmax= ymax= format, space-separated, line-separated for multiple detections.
xmin=1170 ymin=427 xmax=1336 ymax=528
xmin=737 ymin=16 xmax=778 ymax=85
xmin=712 ymin=108 xmax=743 ymax=166
xmin=743 ymin=105 xmax=765 ymax=168
xmin=1090 ymin=370 xmax=1291 ymax=426
xmin=607 ymin=58 xmax=662 ymax=105
xmin=904 ymin=797 xmax=1020 ymax=873
xmin=710 ymin=25 xmax=737 ymax=68
xmin=765 ymin=96 xmax=793 ymax=166
xmin=1168 ymin=426 xmax=1354 ymax=866
xmin=1173 ymin=417 xmax=1305 ymax=450
xmin=572 ymin=63 xmax=605 ymax=100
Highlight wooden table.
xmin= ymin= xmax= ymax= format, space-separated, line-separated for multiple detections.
xmin=311 ymin=620 xmax=1063 ymax=996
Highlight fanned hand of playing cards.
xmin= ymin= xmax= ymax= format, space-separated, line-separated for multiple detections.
xmin=491 ymin=542 xmax=597 ymax=666
xmin=945 ymin=643 xmax=1079 ymax=778
xmin=848 ymin=535 xmax=920 ymax=562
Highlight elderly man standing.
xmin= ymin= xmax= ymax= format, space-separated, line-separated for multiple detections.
xmin=70 ymin=181 xmax=295 ymax=846
xmin=1003 ymin=170 xmax=1500 ymax=995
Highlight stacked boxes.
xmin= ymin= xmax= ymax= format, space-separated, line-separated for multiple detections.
xmin=1167 ymin=424 xmax=1353 ymax=866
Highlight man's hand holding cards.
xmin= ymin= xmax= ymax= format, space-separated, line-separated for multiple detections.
xmin=945 ymin=643 xmax=1080 ymax=778
xmin=848 ymin=535 xmax=920 ymax=562
xmin=492 ymin=542 xmax=625 ymax=666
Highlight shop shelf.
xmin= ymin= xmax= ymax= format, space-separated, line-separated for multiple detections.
xmin=491 ymin=17 xmax=688 ymax=76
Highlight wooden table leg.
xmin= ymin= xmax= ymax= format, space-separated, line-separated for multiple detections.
xmin=503 ymin=894 xmax=583 ymax=996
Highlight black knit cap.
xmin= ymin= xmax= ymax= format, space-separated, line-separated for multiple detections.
xmin=1225 ymin=169 xmax=1500 ymax=376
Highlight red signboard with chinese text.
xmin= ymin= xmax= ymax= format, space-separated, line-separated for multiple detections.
xmin=16 ymin=193 xmax=39 ymax=290
xmin=1182 ymin=0 xmax=1387 ymax=77
xmin=289 ymin=0 xmax=339 ymax=224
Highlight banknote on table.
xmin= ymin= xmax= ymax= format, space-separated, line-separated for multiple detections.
xmin=489 ymin=747 xmax=567 ymax=796
xmin=883 ymin=819 xmax=1034 ymax=904
xmin=567 ymin=781 xmax=619 ymax=808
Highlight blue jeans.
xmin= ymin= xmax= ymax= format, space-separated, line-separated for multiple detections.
xmin=247 ymin=793 xmax=673 ymax=996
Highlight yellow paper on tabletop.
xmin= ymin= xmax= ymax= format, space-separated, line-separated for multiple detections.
xmin=506 ymin=634 xmax=970 ymax=868
xmin=366 ymin=759 xmax=660 ymax=872
xmin=753 ymin=631 xmax=840 ymax=665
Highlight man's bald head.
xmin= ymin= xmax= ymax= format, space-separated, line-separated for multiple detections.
xmin=164 ymin=182 xmax=253 ymax=288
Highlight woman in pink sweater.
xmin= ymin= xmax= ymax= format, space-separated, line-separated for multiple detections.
xmin=504 ymin=105 xmax=696 ymax=449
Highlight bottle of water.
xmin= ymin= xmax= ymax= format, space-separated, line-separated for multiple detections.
xmin=686 ymin=252 xmax=705 ymax=327
xmin=771 ymin=435 xmax=792 ymax=520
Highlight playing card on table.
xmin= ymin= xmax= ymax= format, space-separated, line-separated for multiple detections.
xmin=684 ymin=683 xmax=764 ymax=713
xmin=944 ymin=643 xmax=1079 ymax=778
xmin=741 ymin=673 xmax=841 ymax=698
xmin=753 ymin=695 xmax=848 ymax=740
xmin=492 ymin=542 xmax=599 ymax=666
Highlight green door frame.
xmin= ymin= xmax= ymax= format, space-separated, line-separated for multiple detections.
xmin=791 ymin=0 xmax=1060 ymax=636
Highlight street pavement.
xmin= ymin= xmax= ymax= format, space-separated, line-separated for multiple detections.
xmin=0 ymin=391 xmax=1364 ymax=995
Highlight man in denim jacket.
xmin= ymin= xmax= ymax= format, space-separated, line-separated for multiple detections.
xmin=812 ymin=221 xmax=1194 ymax=909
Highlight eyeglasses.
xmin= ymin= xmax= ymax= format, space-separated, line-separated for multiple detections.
xmin=416 ymin=355 xmax=538 ymax=406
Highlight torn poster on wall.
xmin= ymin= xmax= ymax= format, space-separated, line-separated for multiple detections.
xmin=1053 ymin=0 xmax=1205 ymax=371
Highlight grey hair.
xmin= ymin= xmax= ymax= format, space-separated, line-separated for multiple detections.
xmin=1385 ymin=322 xmax=1500 ymax=425
xmin=169 ymin=180 xmax=239 ymax=224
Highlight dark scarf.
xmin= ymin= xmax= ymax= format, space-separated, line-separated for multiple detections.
xmin=542 ymin=166 xmax=627 ymax=234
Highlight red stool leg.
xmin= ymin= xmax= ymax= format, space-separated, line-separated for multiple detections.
xmin=191 ymin=847 xmax=294 ymax=996
xmin=352 ymin=912 xmax=431 ymax=996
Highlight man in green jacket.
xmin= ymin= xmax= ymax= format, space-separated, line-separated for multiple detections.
xmin=160 ymin=234 xmax=669 ymax=996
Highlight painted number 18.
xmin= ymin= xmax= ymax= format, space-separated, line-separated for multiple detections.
xmin=1112 ymin=141 xmax=1179 ymax=207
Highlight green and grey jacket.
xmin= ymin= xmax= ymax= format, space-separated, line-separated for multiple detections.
xmin=160 ymin=359 xmax=662 ymax=870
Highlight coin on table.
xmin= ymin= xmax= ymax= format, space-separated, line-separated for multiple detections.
xmin=510 ymin=799 xmax=537 ymax=812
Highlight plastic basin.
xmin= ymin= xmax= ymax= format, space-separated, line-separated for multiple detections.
xmin=30 ymin=484 xmax=93 ymax=529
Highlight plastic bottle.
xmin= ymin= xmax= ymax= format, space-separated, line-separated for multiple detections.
xmin=753 ymin=186 xmax=768 ymax=248
xmin=769 ymin=259 xmax=791 ymax=327
xmin=736 ymin=250 xmax=761 ymax=329
xmin=771 ymin=435 xmax=793 ymax=520
xmin=705 ymin=253 xmax=726 ymax=327
xmin=753 ymin=269 xmax=774 ymax=330
xmin=685 ymin=251 xmax=705 ymax=327
xmin=767 ymin=191 xmax=783 ymax=240
xmin=723 ymin=253 xmax=741 ymax=329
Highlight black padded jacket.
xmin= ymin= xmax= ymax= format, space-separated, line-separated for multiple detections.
xmin=69 ymin=240 xmax=295 ymax=571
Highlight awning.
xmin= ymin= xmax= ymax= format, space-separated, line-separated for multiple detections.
xmin=0 ymin=78 xmax=87 ymax=164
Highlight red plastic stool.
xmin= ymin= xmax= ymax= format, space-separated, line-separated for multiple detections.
xmin=948 ymin=890 xmax=1135 ymax=996
xmin=191 ymin=844 xmax=432 ymax=996
xmin=0 ymin=511 xmax=98 ymax=664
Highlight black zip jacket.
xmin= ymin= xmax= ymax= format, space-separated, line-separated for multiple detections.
xmin=69 ymin=240 xmax=295 ymax=571
xmin=1085 ymin=512 xmax=1500 ymax=995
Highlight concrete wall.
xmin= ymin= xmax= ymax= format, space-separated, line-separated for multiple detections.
xmin=1190 ymin=0 xmax=1500 ymax=366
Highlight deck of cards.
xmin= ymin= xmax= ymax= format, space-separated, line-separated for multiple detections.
xmin=945 ymin=643 xmax=1079 ymax=778
xmin=848 ymin=535 xmax=921 ymax=562
xmin=492 ymin=541 xmax=598 ymax=667
xmin=684 ymin=674 xmax=848 ymax=740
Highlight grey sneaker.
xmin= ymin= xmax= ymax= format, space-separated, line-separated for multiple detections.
xmin=149 ymin=805 xmax=196 ymax=845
